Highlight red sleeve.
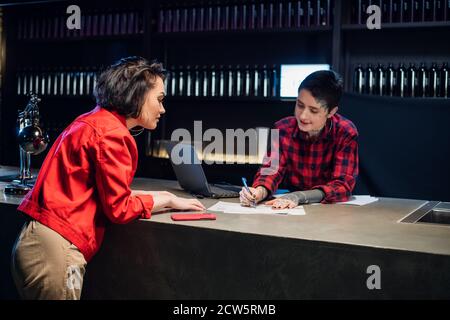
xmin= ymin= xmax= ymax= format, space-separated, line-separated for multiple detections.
xmin=94 ymin=131 xmax=154 ymax=223
xmin=252 ymin=129 xmax=288 ymax=194
xmin=312 ymin=134 xmax=359 ymax=203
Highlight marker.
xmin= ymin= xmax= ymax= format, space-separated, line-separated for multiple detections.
xmin=241 ymin=177 xmax=256 ymax=207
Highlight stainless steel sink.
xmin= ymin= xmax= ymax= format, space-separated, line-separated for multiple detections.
xmin=400 ymin=201 xmax=450 ymax=226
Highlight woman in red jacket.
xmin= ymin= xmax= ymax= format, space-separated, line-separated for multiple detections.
xmin=11 ymin=56 xmax=205 ymax=300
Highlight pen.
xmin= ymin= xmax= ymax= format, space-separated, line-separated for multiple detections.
xmin=241 ymin=177 xmax=256 ymax=208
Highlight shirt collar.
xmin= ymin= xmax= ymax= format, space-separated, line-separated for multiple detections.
xmin=293 ymin=117 xmax=333 ymax=142
xmin=96 ymin=105 xmax=128 ymax=128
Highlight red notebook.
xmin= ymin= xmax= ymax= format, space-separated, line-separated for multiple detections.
xmin=171 ymin=213 xmax=217 ymax=221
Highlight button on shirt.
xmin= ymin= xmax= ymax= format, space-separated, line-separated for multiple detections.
xmin=252 ymin=114 xmax=359 ymax=203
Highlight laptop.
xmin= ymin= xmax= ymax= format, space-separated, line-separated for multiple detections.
xmin=165 ymin=141 xmax=241 ymax=198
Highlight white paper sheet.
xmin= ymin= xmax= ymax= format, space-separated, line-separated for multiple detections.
xmin=208 ymin=201 xmax=305 ymax=216
xmin=336 ymin=195 xmax=379 ymax=206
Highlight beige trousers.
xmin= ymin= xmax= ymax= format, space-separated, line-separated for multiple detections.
xmin=11 ymin=219 xmax=87 ymax=300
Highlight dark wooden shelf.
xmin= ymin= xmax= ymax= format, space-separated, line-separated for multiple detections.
xmin=342 ymin=21 xmax=450 ymax=30
xmin=165 ymin=96 xmax=294 ymax=103
xmin=16 ymin=33 xmax=144 ymax=43
xmin=344 ymin=91 xmax=450 ymax=100
xmin=153 ymin=26 xmax=332 ymax=38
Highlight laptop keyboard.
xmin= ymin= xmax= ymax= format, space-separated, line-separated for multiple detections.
xmin=209 ymin=184 xmax=240 ymax=198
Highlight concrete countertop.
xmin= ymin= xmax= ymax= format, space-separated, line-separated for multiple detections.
xmin=2 ymin=165 xmax=450 ymax=257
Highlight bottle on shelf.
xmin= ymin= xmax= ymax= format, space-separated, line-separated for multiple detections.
xmin=295 ymin=0 xmax=304 ymax=28
xmin=412 ymin=0 xmax=422 ymax=22
xmin=440 ymin=62 xmax=449 ymax=98
xmin=16 ymin=70 xmax=22 ymax=95
xmin=186 ymin=65 xmax=193 ymax=97
xmin=396 ymin=63 xmax=406 ymax=97
xmin=253 ymin=64 xmax=261 ymax=97
xmin=172 ymin=4 xmax=180 ymax=32
xmin=392 ymin=0 xmax=402 ymax=23
xmin=406 ymin=63 xmax=417 ymax=97
xmin=112 ymin=10 xmax=121 ymax=35
xmin=434 ymin=0 xmax=445 ymax=21
xmin=365 ymin=63 xmax=374 ymax=95
xmin=374 ymin=63 xmax=385 ymax=96
xmin=222 ymin=2 xmax=230 ymax=31
xmin=275 ymin=1 xmax=283 ymax=29
xmin=225 ymin=65 xmax=232 ymax=97
xmin=381 ymin=0 xmax=391 ymax=23
xmin=178 ymin=66 xmax=185 ymax=96
xmin=52 ymin=68 xmax=59 ymax=96
xmin=211 ymin=65 xmax=217 ymax=97
xmin=423 ymin=0 xmax=433 ymax=22
xmin=170 ymin=66 xmax=178 ymax=96
xmin=262 ymin=65 xmax=270 ymax=98
xmin=244 ymin=65 xmax=251 ymax=96
xmin=203 ymin=1 xmax=213 ymax=31
xmin=271 ymin=65 xmax=278 ymax=98
xmin=256 ymin=1 xmax=264 ymax=29
xmin=218 ymin=65 xmax=226 ymax=97
xmin=202 ymin=65 xmax=210 ymax=97
xmin=402 ymin=0 xmax=413 ymax=23
xmin=385 ymin=63 xmax=396 ymax=96
xmin=181 ymin=4 xmax=189 ymax=32
xmin=194 ymin=65 xmax=201 ymax=97
xmin=187 ymin=3 xmax=196 ymax=32
xmin=305 ymin=0 xmax=314 ymax=27
xmin=353 ymin=64 xmax=364 ymax=94
xmin=266 ymin=2 xmax=274 ymax=29
xmin=236 ymin=65 xmax=242 ymax=96
xmin=417 ymin=62 xmax=428 ymax=97
xmin=429 ymin=62 xmax=439 ymax=97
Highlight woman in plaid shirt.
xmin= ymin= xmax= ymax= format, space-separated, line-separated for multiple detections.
xmin=240 ymin=70 xmax=359 ymax=209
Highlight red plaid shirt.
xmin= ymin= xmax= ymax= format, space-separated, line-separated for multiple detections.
xmin=252 ymin=114 xmax=359 ymax=203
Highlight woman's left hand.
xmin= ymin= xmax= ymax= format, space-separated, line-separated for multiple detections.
xmin=265 ymin=198 xmax=297 ymax=209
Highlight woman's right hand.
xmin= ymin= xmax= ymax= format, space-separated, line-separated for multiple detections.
xmin=239 ymin=186 xmax=267 ymax=207
xmin=169 ymin=196 xmax=206 ymax=211
xmin=151 ymin=191 xmax=205 ymax=213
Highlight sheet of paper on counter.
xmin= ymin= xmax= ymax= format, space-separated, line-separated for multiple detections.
xmin=208 ymin=201 xmax=305 ymax=216
xmin=336 ymin=195 xmax=379 ymax=206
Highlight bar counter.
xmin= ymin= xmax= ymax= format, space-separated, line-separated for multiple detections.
xmin=1 ymin=165 xmax=449 ymax=299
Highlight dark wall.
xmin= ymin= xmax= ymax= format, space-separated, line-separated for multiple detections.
xmin=340 ymin=93 xmax=450 ymax=201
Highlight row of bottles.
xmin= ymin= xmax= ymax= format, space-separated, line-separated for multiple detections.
xmin=353 ymin=62 xmax=449 ymax=98
xmin=157 ymin=0 xmax=332 ymax=33
xmin=166 ymin=65 xmax=279 ymax=98
xmin=17 ymin=10 xmax=144 ymax=40
xmin=351 ymin=0 xmax=450 ymax=24
xmin=16 ymin=68 xmax=99 ymax=96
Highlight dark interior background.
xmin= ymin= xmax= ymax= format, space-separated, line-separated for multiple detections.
xmin=0 ymin=0 xmax=449 ymax=201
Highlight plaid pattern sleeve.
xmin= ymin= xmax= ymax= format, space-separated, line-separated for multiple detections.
xmin=251 ymin=118 xmax=292 ymax=194
xmin=312 ymin=134 xmax=359 ymax=203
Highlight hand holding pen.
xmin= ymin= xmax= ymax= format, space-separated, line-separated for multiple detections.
xmin=239 ymin=178 xmax=267 ymax=208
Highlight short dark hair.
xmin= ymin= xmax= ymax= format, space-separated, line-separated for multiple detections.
xmin=94 ymin=56 xmax=166 ymax=118
xmin=298 ymin=70 xmax=343 ymax=112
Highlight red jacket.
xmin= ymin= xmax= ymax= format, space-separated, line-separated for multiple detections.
xmin=18 ymin=106 xmax=154 ymax=262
